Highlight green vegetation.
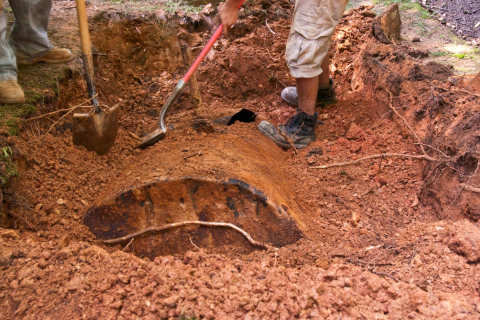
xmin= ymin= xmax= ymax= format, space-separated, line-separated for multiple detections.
xmin=453 ymin=53 xmax=466 ymax=59
xmin=163 ymin=0 xmax=204 ymax=14
xmin=0 ymin=64 xmax=67 ymax=136
xmin=430 ymin=51 xmax=448 ymax=57
xmin=339 ymin=170 xmax=348 ymax=176
xmin=0 ymin=146 xmax=18 ymax=186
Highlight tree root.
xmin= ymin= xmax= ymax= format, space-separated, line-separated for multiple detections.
xmin=309 ymin=153 xmax=437 ymax=169
xmin=100 ymin=221 xmax=273 ymax=250
xmin=464 ymin=185 xmax=480 ymax=193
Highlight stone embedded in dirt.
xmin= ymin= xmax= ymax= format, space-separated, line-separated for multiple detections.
xmin=146 ymin=109 xmax=159 ymax=118
xmin=35 ymin=203 xmax=43 ymax=210
xmin=407 ymin=48 xmax=429 ymax=58
xmin=0 ymin=248 xmax=13 ymax=266
xmin=447 ymin=220 xmax=480 ymax=262
xmin=57 ymin=247 xmax=73 ymax=260
xmin=346 ymin=123 xmax=363 ymax=140
xmin=467 ymin=72 xmax=480 ymax=93
xmin=351 ymin=211 xmax=360 ymax=227
xmin=0 ymin=228 xmax=19 ymax=240
xmin=191 ymin=118 xmax=214 ymax=134
xmin=58 ymin=235 xmax=70 ymax=249
xmin=67 ymin=276 xmax=83 ymax=291
xmin=361 ymin=10 xmax=376 ymax=18
xmin=412 ymin=37 xmax=421 ymax=42
xmin=163 ymin=295 xmax=179 ymax=307
xmin=372 ymin=4 xmax=401 ymax=44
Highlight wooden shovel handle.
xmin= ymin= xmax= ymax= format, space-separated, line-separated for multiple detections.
xmin=75 ymin=0 xmax=98 ymax=106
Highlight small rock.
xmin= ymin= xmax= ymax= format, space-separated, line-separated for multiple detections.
xmin=164 ymin=295 xmax=179 ymax=307
xmin=20 ymin=277 xmax=34 ymax=287
xmin=57 ymin=198 xmax=64 ymax=205
xmin=351 ymin=211 xmax=360 ymax=227
xmin=35 ymin=203 xmax=43 ymax=210
xmin=146 ymin=109 xmax=159 ymax=118
xmin=412 ymin=37 xmax=421 ymax=42
xmin=81 ymin=200 xmax=89 ymax=206
xmin=57 ymin=247 xmax=73 ymax=260
xmin=361 ymin=10 xmax=376 ymax=18
xmin=67 ymin=276 xmax=83 ymax=291
xmin=41 ymin=251 xmax=52 ymax=260
xmin=0 ymin=228 xmax=19 ymax=240
xmin=118 ymin=274 xmax=130 ymax=284
xmin=58 ymin=235 xmax=70 ymax=249
xmin=10 ymin=280 xmax=19 ymax=289
xmin=238 ymin=296 xmax=250 ymax=307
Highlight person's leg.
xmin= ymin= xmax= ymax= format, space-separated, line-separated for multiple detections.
xmin=318 ymin=55 xmax=330 ymax=89
xmin=9 ymin=0 xmax=72 ymax=64
xmin=0 ymin=0 xmax=17 ymax=81
xmin=0 ymin=0 xmax=24 ymax=104
xmin=296 ymin=76 xmax=319 ymax=116
xmin=9 ymin=0 xmax=52 ymax=60
xmin=259 ymin=0 xmax=348 ymax=149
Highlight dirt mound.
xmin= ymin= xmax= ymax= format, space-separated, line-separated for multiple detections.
xmin=1 ymin=232 xmax=479 ymax=319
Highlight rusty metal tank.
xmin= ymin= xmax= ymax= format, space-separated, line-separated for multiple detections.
xmin=84 ymin=131 xmax=306 ymax=259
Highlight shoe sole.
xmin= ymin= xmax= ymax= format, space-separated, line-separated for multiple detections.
xmin=17 ymin=56 xmax=74 ymax=65
xmin=0 ymin=97 xmax=25 ymax=104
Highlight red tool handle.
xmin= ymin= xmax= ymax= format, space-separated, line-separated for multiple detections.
xmin=183 ymin=0 xmax=245 ymax=82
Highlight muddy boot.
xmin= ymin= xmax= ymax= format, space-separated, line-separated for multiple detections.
xmin=0 ymin=80 xmax=25 ymax=104
xmin=281 ymin=78 xmax=336 ymax=107
xmin=16 ymin=47 xmax=74 ymax=65
xmin=258 ymin=111 xmax=317 ymax=149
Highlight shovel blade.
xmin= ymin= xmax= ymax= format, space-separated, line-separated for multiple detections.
xmin=73 ymin=104 xmax=120 ymax=155
xmin=136 ymin=128 xmax=166 ymax=149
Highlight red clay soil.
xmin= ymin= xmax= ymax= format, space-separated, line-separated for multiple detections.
xmin=1 ymin=0 xmax=480 ymax=319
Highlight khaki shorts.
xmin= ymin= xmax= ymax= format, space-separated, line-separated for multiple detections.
xmin=285 ymin=0 xmax=348 ymax=79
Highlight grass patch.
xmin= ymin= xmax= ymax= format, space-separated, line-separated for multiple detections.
xmin=0 ymin=146 xmax=18 ymax=186
xmin=0 ymin=64 xmax=68 ymax=136
xmin=453 ymin=53 xmax=466 ymax=59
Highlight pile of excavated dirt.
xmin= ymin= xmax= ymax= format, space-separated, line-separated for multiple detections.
xmin=1 ymin=0 xmax=480 ymax=318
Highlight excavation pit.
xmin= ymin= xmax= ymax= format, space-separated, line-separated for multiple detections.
xmin=85 ymin=133 xmax=306 ymax=259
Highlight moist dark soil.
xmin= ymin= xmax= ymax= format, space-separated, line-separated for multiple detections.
xmin=423 ymin=0 xmax=480 ymax=41
xmin=1 ymin=0 xmax=480 ymax=319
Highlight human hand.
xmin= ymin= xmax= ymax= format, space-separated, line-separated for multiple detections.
xmin=219 ymin=0 xmax=240 ymax=35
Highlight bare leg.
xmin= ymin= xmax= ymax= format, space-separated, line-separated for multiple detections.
xmin=296 ymin=76 xmax=319 ymax=116
xmin=318 ymin=55 xmax=330 ymax=89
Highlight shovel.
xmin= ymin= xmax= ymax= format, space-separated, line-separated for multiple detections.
xmin=138 ymin=0 xmax=245 ymax=149
xmin=72 ymin=0 xmax=120 ymax=155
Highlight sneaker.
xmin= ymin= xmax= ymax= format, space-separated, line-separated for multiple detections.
xmin=281 ymin=78 xmax=337 ymax=107
xmin=17 ymin=47 xmax=74 ymax=65
xmin=258 ymin=110 xmax=317 ymax=149
xmin=0 ymin=80 xmax=25 ymax=104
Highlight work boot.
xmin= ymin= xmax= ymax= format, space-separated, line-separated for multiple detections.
xmin=258 ymin=110 xmax=317 ymax=149
xmin=281 ymin=78 xmax=336 ymax=107
xmin=16 ymin=47 xmax=74 ymax=65
xmin=0 ymin=80 xmax=25 ymax=104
